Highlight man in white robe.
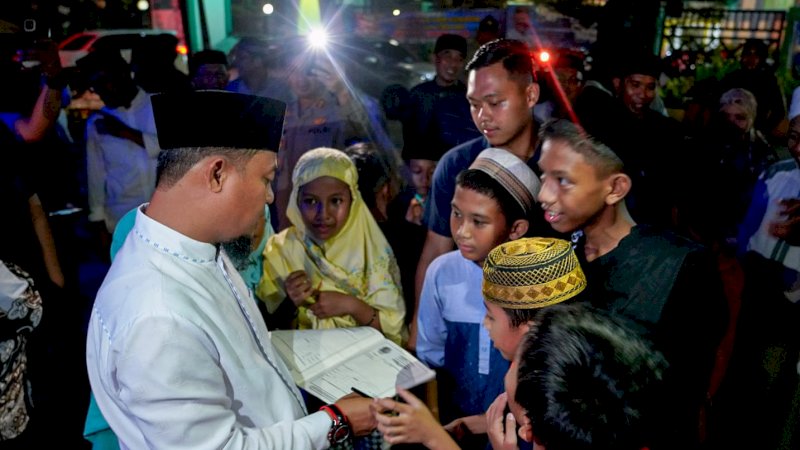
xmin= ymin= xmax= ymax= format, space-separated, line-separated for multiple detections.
xmin=86 ymin=91 xmax=375 ymax=449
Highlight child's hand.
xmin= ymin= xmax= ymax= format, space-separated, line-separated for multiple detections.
xmin=372 ymin=387 xmax=457 ymax=449
xmin=405 ymin=198 xmax=424 ymax=225
xmin=443 ymin=414 xmax=487 ymax=437
xmin=769 ymin=198 xmax=800 ymax=245
xmin=285 ymin=270 xmax=316 ymax=306
xmin=308 ymin=291 xmax=356 ymax=318
xmin=486 ymin=392 xmax=518 ymax=450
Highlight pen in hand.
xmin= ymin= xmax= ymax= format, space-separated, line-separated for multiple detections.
xmin=351 ymin=387 xmax=372 ymax=398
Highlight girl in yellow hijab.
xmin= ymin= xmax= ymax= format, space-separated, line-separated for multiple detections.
xmin=258 ymin=147 xmax=406 ymax=344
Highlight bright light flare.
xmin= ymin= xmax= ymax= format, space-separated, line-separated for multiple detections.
xmin=176 ymin=44 xmax=188 ymax=56
xmin=392 ymin=9 xmax=400 ymax=16
xmin=307 ymin=28 xmax=328 ymax=50
xmin=538 ymin=50 xmax=551 ymax=63
xmin=136 ymin=0 xmax=149 ymax=11
xmin=262 ymin=3 xmax=274 ymax=15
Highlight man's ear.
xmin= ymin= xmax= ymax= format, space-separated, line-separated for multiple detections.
xmin=509 ymin=219 xmax=529 ymax=240
xmin=526 ymin=82 xmax=540 ymax=109
xmin=604 ymin=173 xmax=631 ymax=206
xmin=517 ymin=415 xmax=534 ymax=443
xmin=205 ymin=158 xmax=228 ymax=193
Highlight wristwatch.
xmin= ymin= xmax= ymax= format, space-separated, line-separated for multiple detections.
xmin=319 ymin=403 xmax=351 ymax=445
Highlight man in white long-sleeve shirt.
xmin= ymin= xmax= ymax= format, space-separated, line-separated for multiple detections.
xmin=85 ymin=91 xmax=375 ymax=449
xmin=78 ymin=50 xmax=161 ymax=234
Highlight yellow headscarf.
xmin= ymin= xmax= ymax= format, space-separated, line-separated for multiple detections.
xmin=257 ymin=147 xmax=406 ymax=344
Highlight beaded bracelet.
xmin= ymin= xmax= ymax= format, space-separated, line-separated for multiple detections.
xmin=363 ymin=308 xmax=377 ymax=327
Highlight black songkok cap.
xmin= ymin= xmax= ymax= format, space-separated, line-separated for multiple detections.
xmin=434 ymin=34 xmax=467 ymax=57
xmin=151 ymin=90 xmax=286 ymax=151
xmin=620 ymin=52 xmax=663 ymax=79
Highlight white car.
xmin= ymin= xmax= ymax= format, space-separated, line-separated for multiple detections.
xmin=58 ymin=28 xmax=188 ymax=73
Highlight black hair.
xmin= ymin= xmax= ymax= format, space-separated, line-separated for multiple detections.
xmin=505 ymin=307 xmax=540 ymax=329
xmin=455 ymin=169 xmax=526 ymax=225
xmin=466 ymin=38 xmax=537 ymax=85
xmin=343 ymin=142 xmax=391 ymax=211
xmin=619 ymin=50 xmax=662 ymax=79
xmin=516 ymin=304 xmax=667 ymax=450
xmin=742 ymin=38 xmax=768 ymax=63
xmin=156 ymin=147 xmax=258 ymax=187
xmin=189 ymin=49 xmax=228 ymax=77
xmin=539 ymin=119 xmax=623 ymax=178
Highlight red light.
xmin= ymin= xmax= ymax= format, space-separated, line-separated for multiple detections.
xmin=539 ymin=51 xmax=551 ymax=63
xmin=176 ymin=44 xmax=188 ymax=55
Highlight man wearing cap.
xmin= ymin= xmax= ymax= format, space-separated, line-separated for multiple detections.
xmin=78 ymin=49 xmax=161 ymax=238
xmin=85 ymin=91 xmax=374 ymax=449
xmin=475 ymin=15 xmax=501 ymax=48
xmin=403 ymin=33 xmax=480 ymax=163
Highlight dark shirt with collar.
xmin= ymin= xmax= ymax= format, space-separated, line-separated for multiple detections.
xmin=423 ymin=133 xmax=555 ymax=239
xmin=577 ymin=225 xmax=727 ymax=448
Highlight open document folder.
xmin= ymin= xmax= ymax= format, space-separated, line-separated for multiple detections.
xmin=270 ymin=327 xmax=436 ymax=404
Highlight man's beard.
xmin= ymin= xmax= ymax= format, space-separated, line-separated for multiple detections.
xmin=222 ymin=235 xmax=254 ymax=272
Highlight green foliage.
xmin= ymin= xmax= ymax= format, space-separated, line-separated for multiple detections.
xmin=661 ymin=47 xmax=739 ymax=108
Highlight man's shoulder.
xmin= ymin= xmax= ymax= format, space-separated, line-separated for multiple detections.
xmin=410 ymin=80 xmax=439 ymax=95
xmin=438 ymin=136 xmax=488 ymax=169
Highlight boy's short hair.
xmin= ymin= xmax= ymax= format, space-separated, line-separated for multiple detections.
xmin=539 ymin=119 xmax=623 ymax=179
xmin=516 ymin=304 xmax=667 ymax=450
xmin=482 ymin=237 xmax=586 ymax=327
xmin=456 ymin=169 xmax=526 ymax=225
xmin=619 ymin=51 xmax=662 ymax=80
xmin=466 ymin=38 xmax=536 ymax=85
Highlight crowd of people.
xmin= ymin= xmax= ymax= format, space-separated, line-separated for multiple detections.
xmin=0 ymin=19 xmax=798 ymax=450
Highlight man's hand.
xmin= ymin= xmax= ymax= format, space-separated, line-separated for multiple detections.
xmin=335 ymin=395 xmax=377 ymax=437
xmin=285 ymin=270 xmax=315 ymax=306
